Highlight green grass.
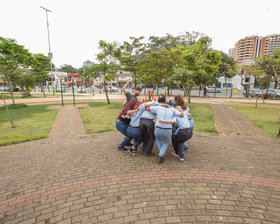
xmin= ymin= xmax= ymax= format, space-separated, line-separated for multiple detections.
xmin=189 ymin=103 xmax=217 ymax=132
xmin=79 ymin=102 xmax=123 ymax=133
xmin=0 ymin=104 xmax=58 ymax=146
xmin=231 ymin=104 xmax=280 ymax=137
xmin=79 ymin=102 xmax=216 ymax=133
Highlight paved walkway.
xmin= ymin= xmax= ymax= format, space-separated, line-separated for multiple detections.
xmin=0 ymin=103 xmax=280 ymax=223
xmin=47 ymin=104 xmax=88 ymax=139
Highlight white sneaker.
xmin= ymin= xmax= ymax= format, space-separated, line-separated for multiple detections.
xmin=171 ymin=152 xmax=179 ymax=157
xmin=179 ymin=157 xmax=184 ymax=162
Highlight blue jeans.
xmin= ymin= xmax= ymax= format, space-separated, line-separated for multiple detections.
xmin=154 ymin=128 xmax=172 ymax=157
xmin=127 ymin=126 xmax=142 ymax=148
xmin=115 ymin=119 xmax=132 ymax=147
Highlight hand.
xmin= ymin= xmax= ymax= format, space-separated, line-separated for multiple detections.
xmin=176 ymin=106 xmax=182 ymax=110
xmin=189 ymin=113 xmax=192 ymax=118
xmin=121 ymin=115 xmax=126 ymax=119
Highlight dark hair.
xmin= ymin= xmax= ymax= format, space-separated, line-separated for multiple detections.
xmin=136 ymin=87 xmax=142 ymax=91
xmin=174 ymin=95 xmax=187 ymax=110
xmin=158 ymin=94 xmax=166 ymax=103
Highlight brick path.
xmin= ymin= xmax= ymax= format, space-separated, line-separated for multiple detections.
xmin=210 ymin=104 xmax=270 ymax=137
xmin=48 ymin=104 xmax=88 ymax=139
xmin=0 ymin=104 xmax=280 ymax=223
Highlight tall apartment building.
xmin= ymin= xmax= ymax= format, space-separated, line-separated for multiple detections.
xmin=260 ymin=34 xmax=280 ymax=56
xmin=232 ymin=34 xmax=280 ymax=64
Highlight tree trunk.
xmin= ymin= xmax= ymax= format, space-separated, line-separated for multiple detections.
xmin=104 ymin=82 xmax=110 ymax=104
xmin=8 ymin=81 xmax=15 ymax=105
xmin=274 ymin=80 xmax=278 ymax=89
xmin=255 ymin=96 xmax=259 ymax=108
xmin=1 ymin=88 xmax=15 ymax=128
xmin=182 ymin=86 xmax=187 ymax=97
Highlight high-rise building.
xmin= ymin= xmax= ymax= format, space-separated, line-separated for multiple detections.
xmin=234 ymin=36 xmax=259 ymax=63
xmin=83 ymin=60 xmax=95 ymax=67
xmin=260 ymin=34 xmax=280 ymax=56
xmin=232 ymin=34 xmax=280 ymax=64
xmin=228 ymin=48 xmax=235 ymax=58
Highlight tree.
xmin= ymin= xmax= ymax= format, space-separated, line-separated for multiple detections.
xmin=118 ymin=36 xmax=146 ymax=85
xmin=255 ymin=49 xmax=280 ymax=89
xmin=16 ymin=70 xmax=36 ymax=97
xmin=172 ymin=37 xmax=222 ymax=102
xmin=32 ymin=54 xmax=51 ymax=97
xmin=147 ymin=31 xmax=204 ymax=52
xmin=136 ymin=49 xmax=180 ymax=91
xmin=0 ymin=37 xmax=36 ymax=104
xmin=58 ymin=64 xmax=77 ymax=74
xmin=96 ymin=40 xmax=121 ymax=104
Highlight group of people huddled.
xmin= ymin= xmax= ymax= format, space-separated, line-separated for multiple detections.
xmin=115 ymin=79 xmax=194 ymax=164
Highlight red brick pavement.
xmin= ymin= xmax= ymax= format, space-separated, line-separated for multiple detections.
xmin=1 ymin=170 xmax=280 ymax=215
xmin=48 ymin=105 xmax=88 ymax=139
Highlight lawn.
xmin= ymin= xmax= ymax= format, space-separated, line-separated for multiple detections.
xmin=79 ymin=102 xmax=216 ymax=133
xmin=0 ymin=104 xmax=58 ymax=146
xmin=231 ymin=104 xmax=280 ymax=137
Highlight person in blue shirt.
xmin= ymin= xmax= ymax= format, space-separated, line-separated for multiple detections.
xmin=125 ymin=101 xmax=156 ymax=156
xmin=140 ymin=101 xmax=160 ymax=157
xmin=172 ymin=95 xmax=194 ymax=151
xmin=159 ymin=105 xmax=192 ymax=161
xmin=149 ymin=94 xmax=183 ymax=164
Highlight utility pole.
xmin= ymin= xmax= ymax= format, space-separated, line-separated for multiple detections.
xmin=41 ymin=6 xmax=53 ymax=92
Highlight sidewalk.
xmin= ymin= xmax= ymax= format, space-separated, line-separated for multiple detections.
xmin=1 ymin=93 xmax=280 ymax=106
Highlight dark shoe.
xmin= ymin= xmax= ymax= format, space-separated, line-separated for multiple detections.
xmin=158 ymin=156 xmax=164 ymax=164
xmin=184 ymin=147 xmax=189 ymax=151
xmin=118 ymin=145 xmax=128 ymax=151
xmin=144 ymin=152 xmax=155 ymax=157
xmin=132 ymin=147 xmax=140 ymax=152
xmin=126 ymin=142 xmax=133 ymax=147
xmin=127 ymin=148 xmax=135 ymax=156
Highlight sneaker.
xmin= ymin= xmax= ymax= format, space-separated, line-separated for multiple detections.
xmin=118 ymin=145 xmax=128 ymax=151
xmin=132 ymin=147 xmax=140 ymax=152
xmin=158 ymin=156 xmax=164 ymax=164
xmin=179 ymin=157 xmax=184 ymax=162
xmin=144 ymin=152 xmax=155 ymax=157
xmin=127 ymin=148 xmax=135 ymax=156
xmin=184 ymin=147 xmax=189 ymax=151
xmin=171 ymin=151 xmax=179 ymax=157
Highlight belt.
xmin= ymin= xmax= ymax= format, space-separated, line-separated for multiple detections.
xmin=140 ymin=118 xmax=153 ymax=121
xmin=179 ymin=128 xmax=191 ymax=131
xmin=156 ymin=126 xmax=172 ymax=130
xmin=130 ymin=125 xmax=140 ymax=128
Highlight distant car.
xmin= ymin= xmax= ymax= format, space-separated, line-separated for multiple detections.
xmin=243 ymin=88 xmax=263 ymax=97
xmin=103 ymin=86 xmax=118 ymax=92
xmin=206 ymin=86 xmax=222 ymax=93
xmin=267 ymin=89 xmax=280 ymax=98
xmin=77 ymin=87 xmax=87 ymax=93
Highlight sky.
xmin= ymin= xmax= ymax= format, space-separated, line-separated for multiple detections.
xmin=1 ymin=0 xmax=279 ymax=68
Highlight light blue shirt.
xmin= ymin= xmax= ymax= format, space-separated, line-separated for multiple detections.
xmin=173 ymin=110 xmax=191 ymax=129
xmin=141 ymin=102 xmax=160 ymax=120
xmin=150 ymin=106 xmax=181 ymax=129
xmin=126 ymin=104 xmax=145 ymax=127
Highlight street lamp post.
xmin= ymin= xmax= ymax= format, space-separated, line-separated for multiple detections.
xmin=40 ymin=6 xmax=54 ymax=90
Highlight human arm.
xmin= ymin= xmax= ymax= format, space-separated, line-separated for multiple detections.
xmin=158 ymin=118 xmax=175 ymax=124
xmin=121 ymin=78 xmax=132 ymax=95
xmin=127 ymin=107 xmax=140 ymax=115
xmin=176 ymin=106 xmax=184 ymax=117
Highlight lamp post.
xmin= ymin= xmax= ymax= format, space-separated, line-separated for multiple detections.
xmin=40 ymin=6 xmax=54 ymax=89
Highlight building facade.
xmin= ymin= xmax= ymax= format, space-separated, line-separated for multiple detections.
xmin=233 ymin=34 xmax=280 ymax=64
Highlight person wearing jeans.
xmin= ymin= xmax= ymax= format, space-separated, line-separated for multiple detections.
xmin=149 ymin=95 xmax=183 ymax=163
